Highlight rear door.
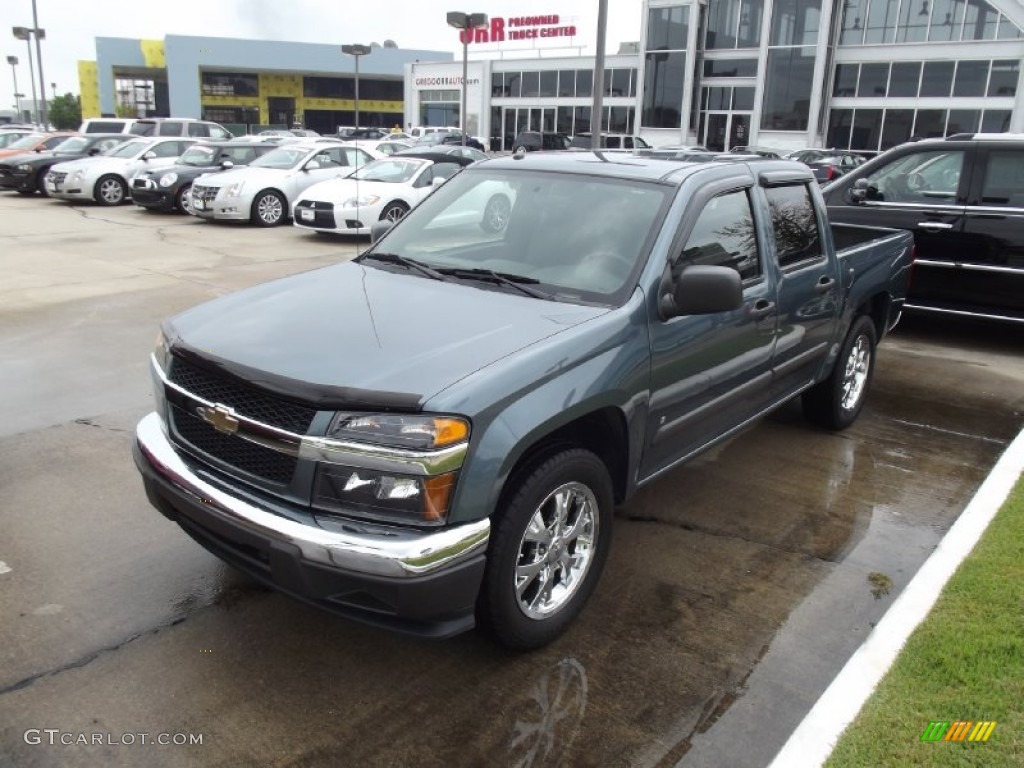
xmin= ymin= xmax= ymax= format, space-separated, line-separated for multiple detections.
xmin=958 ymin=143 xmax=1024 ymax=321
xmin=642 ymin=172 xmax=779 ymax=480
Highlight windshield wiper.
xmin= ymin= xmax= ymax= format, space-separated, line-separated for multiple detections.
xmin=435 ymin=267 xmax=554 ymax=300
xmin=359 ymin=252 xmax=452 ymax=282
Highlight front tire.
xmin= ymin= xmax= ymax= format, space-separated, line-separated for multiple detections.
xmin=478 ymin=449 xmax=613 ymax=650
xmin=175 ymin=183 xmax=194 ymax=215
xmin=251 ymin=189 xmax=286 ymax=226
xmin=94 ymin=174 xmax=127 ymax=206
xmin=379 ymin=201 xmax=409 ymax=224
xmin=802 ymin=315 xmax=877 ymax=430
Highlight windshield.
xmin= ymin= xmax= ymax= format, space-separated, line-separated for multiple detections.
xmin=179 ymin=144 xmax=222 ymax=166
xmin=7 ymin=134 xmax=44 ymax=149
xmin=106 ymin=140 xmax=148 ymax=158
xmin=364 ymin=169 xmax=670 ymax=305
xmin=51 ymin=136 xmax=90 ymax=153
xmin=249 ymin=147 xmax=308 ymax=169
xmin=351 ymin=158 xmax=425 ymax=183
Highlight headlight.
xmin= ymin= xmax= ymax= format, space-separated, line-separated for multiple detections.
xmin=69 ymin=170 xmax=84 ymax=183
xmin=328 ymin=413 xmax=469 ymax=450
xmin=224 ymin=182 xmax=244 ymax=197
xmin=153 ymin=329 xmax=172 ymax=372
xmin=16 ymin=163 xmax=32 ymax=172
xmin=342 ymin=194 xmax=380 ymax=208
xmin=314 ymin=466 xmax=459 ymax=525
xmin=158 ymin=173 xmax=178 ymax=187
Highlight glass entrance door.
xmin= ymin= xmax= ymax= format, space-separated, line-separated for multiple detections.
xmin=704 ymin=112 xmax=753 ymax=152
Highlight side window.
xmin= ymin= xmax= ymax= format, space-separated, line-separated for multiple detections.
xmin=433 ymin=162 xmax=461 ymax=181
xmin=862 ymin=150 xmax=965 ymax=204
xmin=623 ymin=137 xmax=634 ymax=149
xmin=97 ymin=138 xmax=120 ymax=153
xmin=414 ymin=167 xmax=434 ymax=188
xmin=130 ymin=123 xmax=155 ymax=136
xmin=207 ymin=124 xmax=232 ymax=140
xmin=188 ymin=123 xmax=209 ymax=137
xmin=676 ymin=189 xmax=761 ymax=281
xmin=342 ymin=147 xmax=371 ymax=168
xmin=158 ymin=121 xmax=184 ymax=136
xmin=765 ymin=184 xmax=824 ymax=269
xmin=979 ymin=151 xmax=1024 ymax=207
xmin=151 ymin=141 xmax=181 ymax=158
xmin=314 ymin=150 xmax=338 ymax=167
xmin=43 ymin=136 xmax=67 ymax=149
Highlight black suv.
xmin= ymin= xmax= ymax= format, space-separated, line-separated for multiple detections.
xmin=512 ymin=131 xmax=571 ymax=152
xmin=0 ymin=133 xmax=130 ymax=196
xmin=823 ymin=134 xmax=1024 ymax=324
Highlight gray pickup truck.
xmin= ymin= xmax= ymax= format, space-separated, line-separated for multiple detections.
xmin=134 ymin=153 xmax=913 ymax=649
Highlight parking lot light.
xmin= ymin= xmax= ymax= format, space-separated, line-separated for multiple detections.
xmin=341 ymin=44 xmax=372 ymax=131
xmin=446 ymin=12 xmax=488 ymax=146
xmin=6 ymin=55 xmax=19 ymax=118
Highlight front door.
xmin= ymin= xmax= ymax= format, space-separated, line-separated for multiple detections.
xmin=267 ymin=97 xmax=295 ymax=128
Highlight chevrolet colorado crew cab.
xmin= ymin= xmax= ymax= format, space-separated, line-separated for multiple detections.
xmin=134 ymin=153 xmax=913 ymax=649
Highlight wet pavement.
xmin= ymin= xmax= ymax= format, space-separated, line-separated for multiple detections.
xmin=1 ymin=196 xmax=1023 ymax=767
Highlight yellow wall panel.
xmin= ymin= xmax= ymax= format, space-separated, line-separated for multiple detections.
xmin=139 ymin=39 xmax=166 ymax=69
xmin=77 ymin=60 xmax=101 ymax=118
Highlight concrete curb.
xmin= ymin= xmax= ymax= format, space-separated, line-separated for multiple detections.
xmin=767 ymin=425 xmax=1024 ymax=768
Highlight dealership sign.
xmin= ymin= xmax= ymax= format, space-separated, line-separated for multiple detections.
xmin=458 ymin=14 xmax=577 ymax=45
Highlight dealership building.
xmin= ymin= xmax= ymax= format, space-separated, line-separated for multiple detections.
xmin=81 ymin=0 xmax=1023 ymax=151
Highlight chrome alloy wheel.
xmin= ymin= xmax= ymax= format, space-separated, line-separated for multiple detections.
xmin=515 ymin=482 xmax=599 ymax=620
xmin=98 ymin=177 xmax=125 ymax=204
xmin=840 ymin=334 xmax=871 ymax=411
xmin=256 ymin=193 xmax=283 ymax=224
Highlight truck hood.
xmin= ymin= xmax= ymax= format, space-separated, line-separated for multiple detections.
xmin=165 ymin=261 xmax=608 ymax=411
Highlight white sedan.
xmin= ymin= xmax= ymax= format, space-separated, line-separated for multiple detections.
xmin=292 ymin=153 xmax=473 ymax=236
xmin=46 ymin=137 xmax=196 ymax=205
xmin=189 ymin=142 xmax=384 ymax=226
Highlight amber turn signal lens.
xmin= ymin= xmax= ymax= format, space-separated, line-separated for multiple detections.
xmin=433 ymin=418 xmax=469 ymax=447
xmin=423 ymin=471 xmax=458 ymax=521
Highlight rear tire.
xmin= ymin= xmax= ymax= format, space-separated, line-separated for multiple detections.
xmin=478 ymin=449 xmax=612 ymax=650
xmin=802 ymin=315 xmax=877 ymax=430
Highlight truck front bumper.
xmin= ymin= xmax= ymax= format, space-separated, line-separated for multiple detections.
xmin=133 ymin=412 xmax=489 ymax=638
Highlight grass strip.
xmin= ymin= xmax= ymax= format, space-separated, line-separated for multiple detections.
xmin=825 ymin=476 xmax=1024 ymax=767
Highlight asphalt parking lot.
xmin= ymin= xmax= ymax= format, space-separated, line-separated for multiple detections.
xmin=1 ymin=194 xmax=1023 ymax=768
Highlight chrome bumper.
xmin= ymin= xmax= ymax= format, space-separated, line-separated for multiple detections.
xmin=134 ymin=411 xmax=490 ymax=578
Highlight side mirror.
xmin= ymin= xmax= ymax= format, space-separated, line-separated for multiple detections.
xmin=370 ymin=220 xmax=393 ymax=244
xmin=88 ymin=148 xmax=101 ymax=155
xmin=850 ymin=177 xmax=870 ymax=203
xmin=142 ymin=151 xmax=156 ymax=161
xmin=220 ymin=160 xmax=234 ymax=170
xmin=660 ymin=265 xmax=742 ymax=319
xmin=431 ymin=176 xmax=447 ymax=187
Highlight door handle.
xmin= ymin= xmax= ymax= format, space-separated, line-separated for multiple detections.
xmin=814 ymin=276 xmax=836 ymax=293
xmin=749 ymin=300 xmax=776 ymax=319
xmin=917 ymin=221 xmax=954 ymax=232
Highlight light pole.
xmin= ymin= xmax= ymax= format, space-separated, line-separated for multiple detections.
xmin=31 ymin=0 xmax=47 ymax=127
xmin=589 ymin=0 xmax=608 ymax=150
xmin=341 ymin=44 xmax=371 ymax=131
xmin=6 ymin=55 xmax=19 ymax=119
xmin=12 ymin=27 xmax=38 ymax=126
xmin=446 ymin=12 xmax=488 ymax=146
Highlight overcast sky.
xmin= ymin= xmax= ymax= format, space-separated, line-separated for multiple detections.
xmin=1 ymin=0 xmax=642 ymax=111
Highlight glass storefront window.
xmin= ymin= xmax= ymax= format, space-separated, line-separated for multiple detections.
xmin=706 ymin=0 xmax=739 ymax=48
xmin=981 ymin=110 xmax=1010 ymax=131
xmin=539 ymin=71 xmax=557 ymax=98
xmin=574 ymin=106 xmax=591 ymax=133
xmin=946 ymin=109 xmax=980 ymax=133
xmin=521 ymin=71 xmax=540 ymax=98
xmin=962 ymin=0 xmax=998 ymax=40
xmin=914 ymin=109 xmax=948 ymax=137
xmin=834 ymin=63 xmax=858 ymax=96
xmin=864 ymin=0 xmax=899 ymax=44
xmin=889 ymin=62 xmax=922 ymax=97
xmin=858 ymin=63 xmax=889 ymax=97
xmin=504 ymin=72 xmax=522 ymax=99
xmin=920 ymin=61 xmax=954 ymax=96
xmin=827 ymin=109 xmax=853 ymax=147
xmin=953 ymin=60 xmax=988 ymax=97
xmin=996 ymin=14 xmax=1023 ymax=38
xmin=928 ymin=0 xmax=963 ymax=41
xmin=608 ymin=69 xmax=631 ymax=97
xmin=733 ymin=87 xmax=755 ymax=110
xmin=648 ymin=5 xmax=689 ymax=49
xmin=557 ymin=71 xmax=574 ymax=98
xmin=881 ymin=109 xmax=914 ymax=149
xmin=738 ymin=0 xmax=764 ymax=47
xmin=770 ymin=0 xmax=821 ymax=46
xmin=988 ymin=60 xmax=1019 ymax=96
xmin=704 ymin=59 xmax=758 ymax=77
xmin=896 ymin=0 xmax=930 ymax=43
xmin=576 ymin=69 xmax=593 ymax=99
xmin=840 ymin=0 xmax=868 ymax=44
xmin=491 ymin=72 xmax=505 ymax=98
xmin=557 ymin=106 xmax=573 ymax=133
xmin=761 ymin=47 xmax=815 ymax=131
xmin=643 ymin=50 xmax=687 ymax=128
xmin=851 ymin=108 xmax=883 ymax=150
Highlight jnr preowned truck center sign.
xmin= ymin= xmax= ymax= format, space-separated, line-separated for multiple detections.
xmin=457 ymin=14 xmax=577 ymax=44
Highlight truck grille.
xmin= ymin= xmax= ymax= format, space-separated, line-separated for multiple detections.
xmin=192 ymin=184 xmax=218 ymax=205
xmin=168 ymin=357 xmax=317 ymax=434
xmin=171 ymin=405 xmax=298 ymax=484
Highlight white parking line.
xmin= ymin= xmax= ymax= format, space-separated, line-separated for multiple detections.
xmin=768 ymin=425 xmax=1024 ymax=768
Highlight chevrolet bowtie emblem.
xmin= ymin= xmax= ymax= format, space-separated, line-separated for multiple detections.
xmin=198 ymin=404 xmax=240 ymax=434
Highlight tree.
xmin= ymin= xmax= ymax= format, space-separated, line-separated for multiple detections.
xmin=49 ymin=93 xmax=82 ymax=130
xmin=115 ymin=103 xmax=136 ymax=118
